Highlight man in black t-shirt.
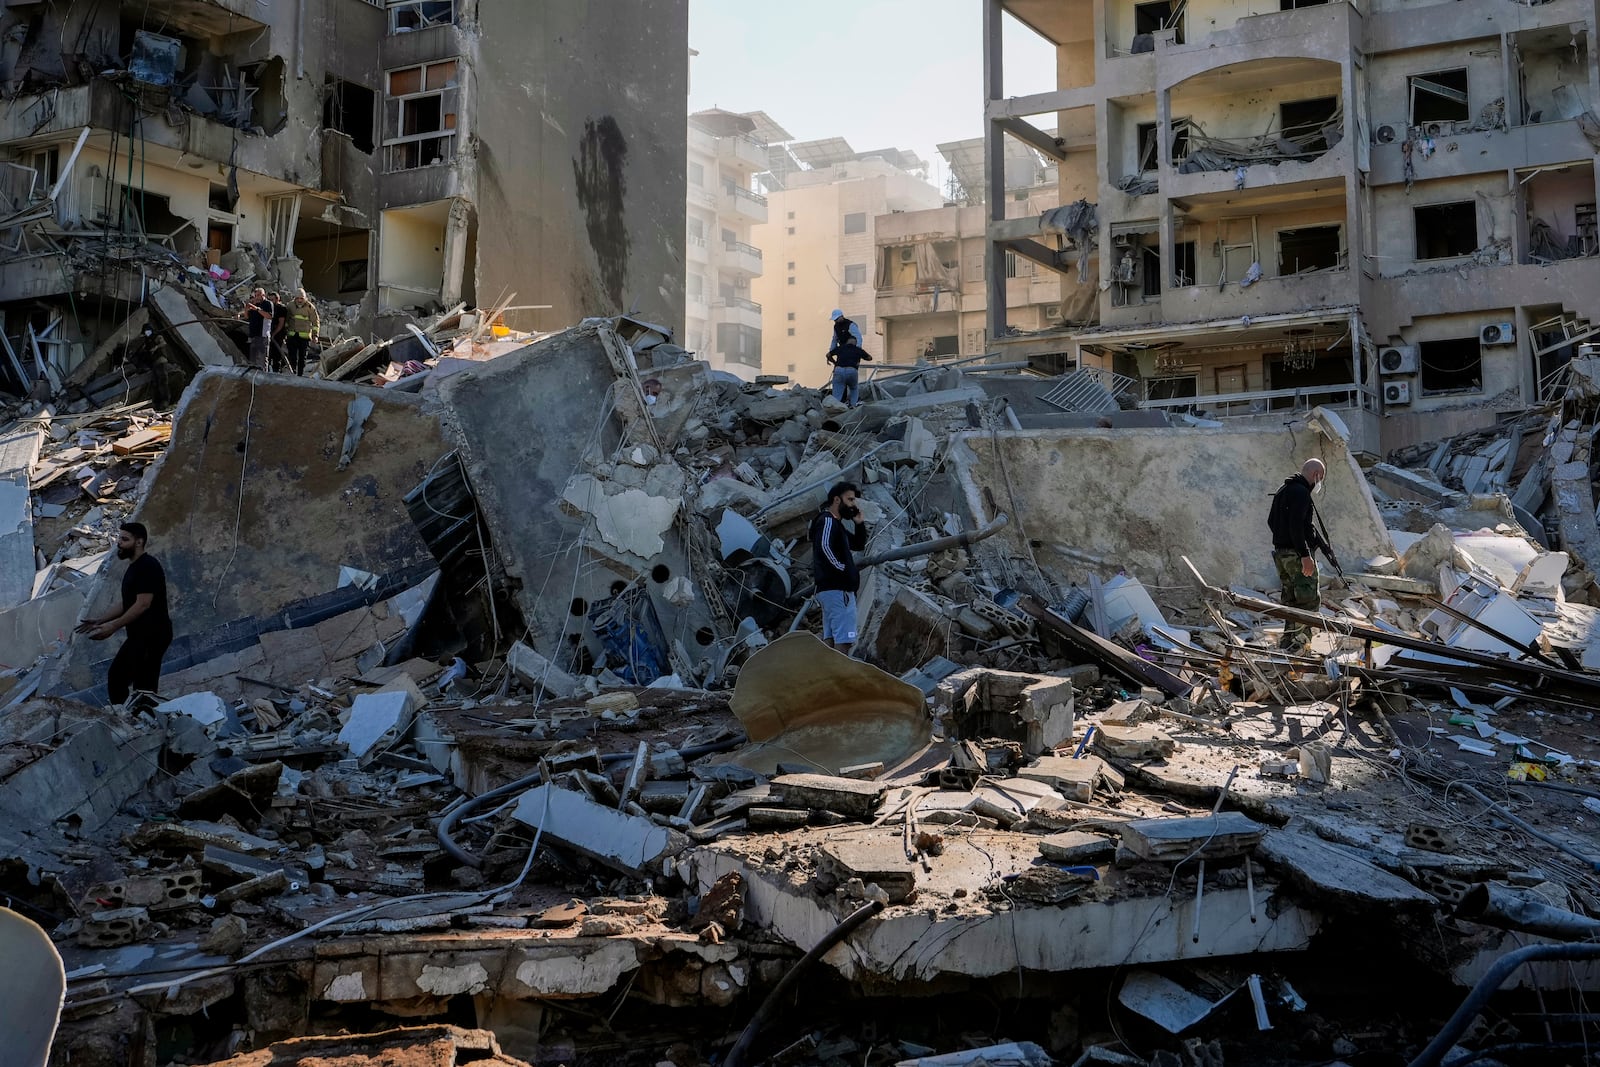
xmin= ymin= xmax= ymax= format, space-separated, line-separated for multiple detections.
xmin=76 ymin=521 xmax=173 ymax=706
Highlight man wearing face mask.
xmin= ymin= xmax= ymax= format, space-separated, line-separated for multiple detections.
xmin=641 ymin=378 xmax=663 ymax=409
xmin=810 ymin=482 xmax=869 ymax=656
xmin=1266 ymin=458 xmax=1331 ymax=648
xmin=75 ymin=522 xmax=172 ymax=706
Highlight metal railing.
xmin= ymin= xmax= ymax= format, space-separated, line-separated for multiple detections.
xmin=722 ymin=183 xmax=768 ymax=206
xmin=724 ymin=240 xmax=762 ymax=259
xmin=719 ymin=297 xmax=762 ymax=313
xmin=1138 ymin=382 xmax=1377 ymax=417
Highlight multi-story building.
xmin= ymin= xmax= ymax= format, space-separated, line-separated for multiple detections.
xmin=752 ymin=141 xmax=943 ymax=387
xmin=874 ymin=136 xmax=1070 ymax=367
xmin=0 ymin=0 xmax=686 ymax=386
xmin=684 ymin=109 xmax=777 ymax=380
xmin=982 ymin=0 xmax=1600 ymax=455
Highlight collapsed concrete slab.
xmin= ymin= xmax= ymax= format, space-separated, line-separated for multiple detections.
xmin=690 ymin=826 xmax=1322 ymax=985
xmin=512 ymin=783 xmax=687 ymax=876
xmin=952 ymin=416 xmax=1394 ymax=592
xmin=48 ymin=370 xmax=447 ymax=698
xmin=726 ymin=632 xmax=931 ymax=776
xmin=434 ymin=321 xmax=714 ymax=675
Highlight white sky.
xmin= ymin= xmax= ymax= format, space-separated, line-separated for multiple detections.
xmin=688 ymin=0 xmax=1057 ymax=193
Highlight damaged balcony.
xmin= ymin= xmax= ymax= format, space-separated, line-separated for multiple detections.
xmin=1161 ymin=59 xmax=1350 ymax=204
xmin=122 ymin=0 xmax=268 ymax=37
xmin=875 ymin=238 xmax=962 ymax=318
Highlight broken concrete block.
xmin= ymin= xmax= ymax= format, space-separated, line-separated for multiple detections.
xmin=819 ymin=835 xmax=917 ymax=903
xmin=338 ymin=688 xmax=419 ymax=764
xmin=512 ymin=784 xmax=687 ymax=876
xmin=1093 ymin=724 xmax=1175 ymax=760
xmin=560 ymin=473 xmax=681 ymax=560
xmin=771 ymin=774 xmax=887 ymax=820
xmin=79 ymin=907 xmax=153 ymax=947
xmin=747 ymin=806 xmax=811 ymax=829
xmin=1120 ymin=812 xmax=1265 ymax=861
xmin=1257 ymin=827 xmax=1436 ymax=908
xmin=1016 ymin=756 xmax=1106 ymax=802
xmin=1037 ymin=831 xmax=1117 ymax=864
xmin=0 ymin=720 xmax=163 ymax=832
xmin=507 ymin=641 xmax=578 ymax=699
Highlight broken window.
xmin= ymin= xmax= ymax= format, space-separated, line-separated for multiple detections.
xmin=388 ymin=0 xmax=456 ymax=33
xmin=324 ymin=77 xmax=376 ymax=154
xmin=1172 ymin=240 xmax=1197 ymax=286
xmin=1414 ymin=201 xmax=1477 ymax=259
xmin=266 ymin=194 xmax=301 ymax=260
xmin=1277 ymin=225 xmax=1342 ymax=274
xmin=1418 ymin=337 xmax=1483 ymax=394
xmin=1134 ymin=0 xmax=1184 ymax=44
xmin=844 ymin=263 xmax=867 ymax=285
xmin=208 ymin=183 xmax=233 ymax=212
xmin=1147 ymin=375 xmax=1198 ymax=401
xmin=1517 ymin=30 xmax=1591 ymax=124
xmin=1133 ymin=120 xmax=1187 ymax=173
xmin=844 ymin=212 xmax=867 ymax=234
xmin=930 ymin=335 xmax=959 ymax=358
xmin=383 ymin=60 xmax=460 ymax=172
xmin=1141 ymin=241 xmax=1162 ymax=300
xmin=337 ymin=258 xmax=369 ymax=293
xmin=1280 ymin=96 xmax=1339 ymax=156
xmin=130 ymin=30 xmax=181 ymax=86
xmin=1409 ymin=69 xmax=1469 ymax=126
xmin=241 ymin=58 xmax=289 ymax=135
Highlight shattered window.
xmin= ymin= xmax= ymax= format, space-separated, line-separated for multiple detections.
xmin=1409 ymin=69 xmax=1469 ymax=126
xmin=1277 ymin=225 xmax=1342 ymax=274
xmin=325 ymin=78 xmax=377 ymax=154
xmin=1419 ymin=337 xmax=1483 ymax=394
xmin=1414 ymin=201 xmax=1476 ymax=259
xmin=383 ymin=61 xmax=460 ymax=172
xmin=388 ymin=0 xmax=456 ymax=33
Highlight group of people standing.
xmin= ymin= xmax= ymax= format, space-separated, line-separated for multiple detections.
xmin=241 ymin=287 xmax=322 ymax=375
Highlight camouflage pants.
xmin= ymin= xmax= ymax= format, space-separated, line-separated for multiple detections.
xmin=1273 ymin=549 xmax=1320 ymax=647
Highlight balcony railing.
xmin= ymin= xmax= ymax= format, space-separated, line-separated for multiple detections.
xmin=720 ymin=296 xmax=761 ymax=313
xmin=722 ymin=183 xmax=768 ymax=206
xmin=1138 ymin=382 xmax=1377 ymax=417
xmin=724 ymin=240 xmax=761 ymax=259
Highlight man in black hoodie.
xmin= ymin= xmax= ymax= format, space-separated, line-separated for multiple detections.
xmin=1266 ymin=458 xmax=1331 ymax=648
xmin=811 ymin=481 xmax=869 ymax=655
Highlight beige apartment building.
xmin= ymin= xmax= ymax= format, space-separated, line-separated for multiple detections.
xmin=685 ymin=109 xmax=776 ymax=380
xmin=983 ymin=0 xmax=1600 ymax=455
xmin=752 ymin=143 xmax=944 ymax=387
xmin=874 ymin=136 xmax=1070 ymax=367
xmin=0 ymin=0 xmax=686 ymax=384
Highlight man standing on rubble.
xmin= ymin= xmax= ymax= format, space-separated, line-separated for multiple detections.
xmin=241 ymin=288 xmax=273 ymax=370
xmin=75 ymin=522 xmax=172 ymax=707
xmin=811 ymin=482 xmax=869 ymax=656
xmin=1267 ymin=458 xmax=1331 ymax=648
xmin=285 ymin=288 xmax=321 ymax=376
xmin=268 ymin=291 xmax=290 ymax=372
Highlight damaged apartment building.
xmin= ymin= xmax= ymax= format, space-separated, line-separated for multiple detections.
xmin=0 ymin=0 xmax=686 ymax=396
xmin=981 ymin=0 xmax=1600 ymax=455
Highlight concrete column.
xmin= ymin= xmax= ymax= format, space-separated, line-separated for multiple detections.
xmin=983 ymin=0 xmax=1009 ymax=348
xmin=1503 ymin=32 xmax=1522 ymax=126
xmin=1514 ymin=303 xmax=1537 ymax=404
xmin=441 ymin=197 xmax=472 ymax=309
xmin=1340 ymin=55 xmax=1364 ymax=309
xmin=1155 ymin=88 xmax=1174 ymax=307
xmin=1507 ymin=165 xmax=1528 ymax=265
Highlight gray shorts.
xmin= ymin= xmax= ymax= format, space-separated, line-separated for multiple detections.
xmin=817 ymin=589 xmax=858 ymax=645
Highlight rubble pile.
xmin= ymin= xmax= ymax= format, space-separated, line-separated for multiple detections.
xmin=7 ymin=318 xmax=1600 ymax=1066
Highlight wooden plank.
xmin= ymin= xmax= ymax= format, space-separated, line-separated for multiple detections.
xmin=111 ymin=425 xmax=171 ymax=456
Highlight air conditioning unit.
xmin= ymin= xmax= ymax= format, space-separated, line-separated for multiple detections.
xmin=1043 ymin=304 xmax=1064 ymax=322
xmin=1379 ymin=345 xmax=1419 ymax=375
xmin=1384 ymin=380 xmax=1412 ymax=406
xmin=1424 ymin=121 xmax=1444 ymax=137
xmin=1376 ymin=125 xmax=1397 ymax=143
xmin=842 ymin=283 xmax=856 ymax=294
xmin=1480 ymin=322 xmax=1515 ymax=345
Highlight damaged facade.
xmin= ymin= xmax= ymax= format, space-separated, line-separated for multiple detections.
xmin=0 ymin=0 xmax=686 ymax=399
xmin=983 ymin=0 xmax=1600 ymax=455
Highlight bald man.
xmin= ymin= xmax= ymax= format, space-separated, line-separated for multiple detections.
xmin=1267 ymin=458 xmax=1332 ymax=648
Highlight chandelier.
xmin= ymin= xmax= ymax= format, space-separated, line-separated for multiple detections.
xmin=1152 ymin=342 xmax=1187 ymax=375
xmin=1281 ymin=329 xmax=1318 ymax=372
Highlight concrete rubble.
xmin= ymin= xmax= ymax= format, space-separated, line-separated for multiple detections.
xmin=6 ymin=314 xmax=1600 ymax=1066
